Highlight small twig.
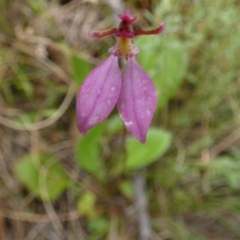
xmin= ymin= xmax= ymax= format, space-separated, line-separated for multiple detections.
xmin=133 ymin=169 xmax=151 ymax=240
xmin=0 ymin=33 xmax=75 ymax=131
xmin=106 ymin=216 xmax=118 ymax=240
xmin=0 ymin=216 xmax=6 ymax=240
xmin=210 ymin=129 xmax=240 ymax=158
xmin=22 ymin=222 xmax=47 ymax=240
xmin=0 ymin=208 xmax=80 ymax=222
xmin=0 ymin=82 xmax=75 ymax=131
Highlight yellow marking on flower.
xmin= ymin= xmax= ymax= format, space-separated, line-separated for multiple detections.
xmin=117 ymin=37 xmax=132 ymax=57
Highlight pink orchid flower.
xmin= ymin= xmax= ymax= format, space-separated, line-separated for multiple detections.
xmin=76 ymin=9 xmax=165 ymax=143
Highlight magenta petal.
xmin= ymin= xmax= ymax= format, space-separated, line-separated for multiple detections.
xmin=117 ymin=57 xmax=157 ymax=143
xmin=76 ymin=55 xmax=121 ymax=134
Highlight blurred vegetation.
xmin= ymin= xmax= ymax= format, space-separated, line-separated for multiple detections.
xmin=0 ymin=0 xmax=240 ymax=239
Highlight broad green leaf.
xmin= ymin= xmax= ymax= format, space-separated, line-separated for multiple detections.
xmin=75 ymin=123 xmax=105 ymax=180
xmin=70 ymin=53 xmax=91 ymax=86
xmin=126 ymin=128 xmax=171 ymax=170
xmin=135 ymin=36 xmax=187 ymax=111
xmin=14 ymin=153 xmax=68 ymax=201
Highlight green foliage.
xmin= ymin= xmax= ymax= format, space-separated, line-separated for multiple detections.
xmin=75 ymin=123 xmax=105 ymax=180
xmin=14 ymin=153 xmax=68 ymax=201
xmin=26 ymin=0 xmax=46 ymax=14
xmin=71 ymin=53 xmax=91 ymax=86
xmin=77 ymin=191 xmax=97 ymax=218
xmin=125 ymin=128 xmax=172 ymax=170
xmin=135 ymin=33 xmax=187 ymax=111
xmin=106 ymin=114 xmax=124 ymax=134
xmin=11 ymin=63 xmax=34 ymax=99
xmin=118 ymin=180 xmax=134 ymax=198
xmin=87 ymin=215 xmax=110 ymax=240
xmin=208 ymin=157 xmax=240 ymax=190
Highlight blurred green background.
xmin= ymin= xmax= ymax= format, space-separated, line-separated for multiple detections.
xmin=0 ymin=0 xmax=240 ymax=239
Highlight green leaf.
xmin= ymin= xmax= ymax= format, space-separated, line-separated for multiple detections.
xmin=106 ymin=114 xmax=124 ymax=134
xmin=87 ymin=215 xmax=110 ymax=236
xmin=70 ymin=53 xmax=91 ymax=86
xmin=135 ymin=36 xmax=187 ymax=110
xmin=126 ymin=128 xmax=171 ymax=170
xmin=14 ymin=153 xmax=68 ymax=201
xmin=118 ymin=180 xmax=133 ymax=198
xmin=75 ymin=123 xmax=105 ymax=180
xmin=77 ymin=191 xmax=96 ymax=218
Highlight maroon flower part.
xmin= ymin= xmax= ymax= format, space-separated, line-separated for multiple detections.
xmin=76 ymin=9 xmax=165 ymax=143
